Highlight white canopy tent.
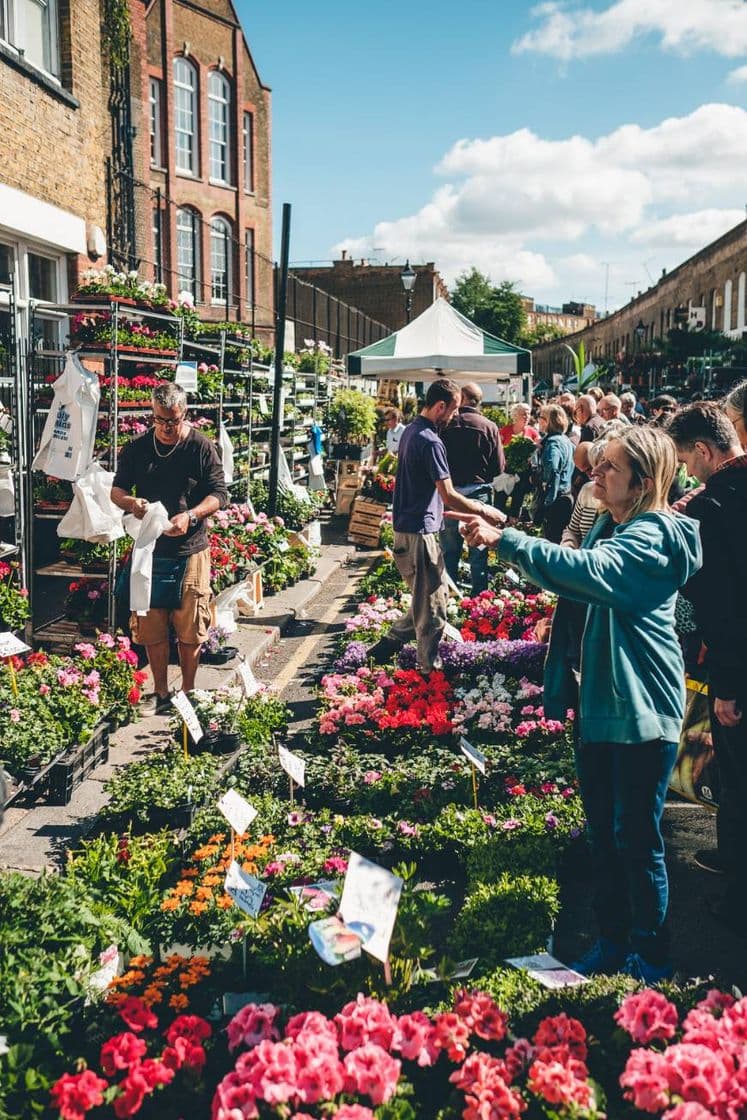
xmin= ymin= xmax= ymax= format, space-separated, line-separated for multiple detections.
xmin=347 ymin=298 xmax=532 ymax=389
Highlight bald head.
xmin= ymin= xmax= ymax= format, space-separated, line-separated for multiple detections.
xmin=461 ymin=382 xmax=482 ymax=407
xmin=575 ymin=394 xmax=597 ymax=423
xmin=574 ymin=441 xmax=593 ymax=474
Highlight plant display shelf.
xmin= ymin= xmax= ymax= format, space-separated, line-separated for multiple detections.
xmin=3 ymin=717 xmax=110 ymax=809
xmin=30 ymin=617 xmax=96 ymax=654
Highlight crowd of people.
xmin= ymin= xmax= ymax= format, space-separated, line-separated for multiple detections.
xmin=379 ymin=375 xmax=747 ymax=982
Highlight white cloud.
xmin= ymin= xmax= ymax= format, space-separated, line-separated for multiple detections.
xmin=331 ymin=103 xmax=747 ymax=306
xmin=513 ymin=0 xmax=747 ymax=61
xmin=727 ymin=64 xmax=747 ymax=83
xmin=630 ymin=208 xmax=746 ymax=247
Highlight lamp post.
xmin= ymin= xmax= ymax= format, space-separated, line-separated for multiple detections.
xmin=400 ymin=260 xmax=416 ymax=324
xmin=634 ymin=319 xmax=646 ymax=394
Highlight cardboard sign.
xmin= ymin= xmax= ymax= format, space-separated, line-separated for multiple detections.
xmin=0 ymin=632 xmax=30 ymax=658
xmin=443 ymin=621 xmax=464 ymax=644
xmin=459 ymin=737 xmax=487 ymax=776
xmin=225 ymin=860 xmax=267 ymax=917
xmin=505 ymin=953 xmax=588 ymax=989
xmin=308 ymin=915 xmax=362 ymax=966
xmin=217 ymin=789 xmax=258 ymax=835
xmin=339 ymin=852 xmax=403 ymax=964
xmin=171 ymin=690 xmax=203 ymax=743
xmin=278 ymin=745 xmax=306 ymax=787
xmin=174 ymin=361 xmax=198 ymax=392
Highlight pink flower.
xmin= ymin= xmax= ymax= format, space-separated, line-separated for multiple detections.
xmin=663 ymin=1105 xmax=717 ymax=1120
xmin=98 ymin=632 xmax=116 ymax=648
xmin=335 ymin=995 xmax=396 ymax=1051
xmin=100 ymin=1032 xmax=147 ymax=1076
xmin=343 ymin=1043 xmax=401 ymax=1104
xmin=211 ymin=1071 xmax=259 ymax=1120
xmin=74 ymin=642 xmax=97 ymax=659
xmin=39 ymin=683 xmax=50 ymax=695
xmin=227 ymin=1002 xmax=280 ymax=1052
xmin=285 ymin=1011 xmax=337 ymax=1042
xmin=9 ymin=708 xmax=20 ymax=723
xmin=392 ymin=1012 xmax=438 ymax=1066
xmin=51 ymin=1071 xmax=109 ymax=1120
xmin=335 ymin=1108 xmax=375 ymax=1120
xmin=323 ymin=856 xmax=348 ymax=875
xmin=432 ymin=1011 xmax=471 ymax=1063
xmin=363 ymin=770 xmax=382 ymax=784
xmin=615 ymin=990 xmax=679 ymax=1044
xmin=619 ymin=1049 xmax=672 ymax=1113
xmin=527 ymin=1058 xmax=592 ymax=1109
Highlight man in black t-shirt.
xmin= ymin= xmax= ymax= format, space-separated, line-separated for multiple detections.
xmin=111 ymin=382 xmax=228 ymax=713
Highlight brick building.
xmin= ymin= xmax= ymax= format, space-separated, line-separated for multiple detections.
xmin=133 ymin=0 xmax=274 ymax=334
xmin=289 ymin=254 xmax=449 ymax=332
xmin=531 ymin=220 xmax=747 ymax=393
xmin=0 ymin=0 xmax=110 ymax=346
xmin=521 ymin=297 xmax=596 ymax=336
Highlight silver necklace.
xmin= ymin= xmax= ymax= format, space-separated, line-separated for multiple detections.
xmin=153 ymin=428 xmax=183 ymax=459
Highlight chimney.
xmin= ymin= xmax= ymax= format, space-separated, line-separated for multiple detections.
xmin=341 ymin=249 xmax=347 ymax=261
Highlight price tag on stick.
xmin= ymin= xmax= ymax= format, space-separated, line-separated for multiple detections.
xmin=236 ymin=660 xmax=261 ymax=698
xmin=0 ymin=632 xmax=30 ymax=658
xmin=459 ymin=737 xmax=486 ymax=810
xmin=218 ymin=789 xmax=258 ymax=835
xmin=171 ymin=690 xmax=203 ymax=743
xmin=225 ymin=860 xmax=267 ymax=918
xmin=278 ymin=745 xmax=306 ymax=787
xmin=443 ymin=621 xmax=464 ymax=644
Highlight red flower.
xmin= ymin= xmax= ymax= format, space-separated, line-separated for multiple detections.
xmin=100 ymin=1032 xmax=146 ymax=1076
xmin=112 ymin=1068 xmax=149 ymax=1118
xmin=127 ymin=686 xmax=141 ymax=705
xmin=51 ymin=1071 xmax=109 ymax=1120
xmin=138 ymin=1059 xmax=174 ymax=1090
xmin=162 ymin=1037 xmax=206 ymax=1073
xmin=165 ymin=1014 xmax=212 ymax=1046
xmin=119 ymin=996 xmax=158 ymax=1033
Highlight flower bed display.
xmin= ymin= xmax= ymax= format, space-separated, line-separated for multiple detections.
xmin=206 ymin=505 xmax=316 ymax=595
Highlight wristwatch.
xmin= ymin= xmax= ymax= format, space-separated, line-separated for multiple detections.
xmin=188 ymin=511 xmax=199 ymax=529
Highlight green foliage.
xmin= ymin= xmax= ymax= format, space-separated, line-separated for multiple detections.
xmin=482 ymin=405 xmax=509 ymax=428
xmin=359 ymin=557 xmax=406 ymax=599
xmin=249 ymin=479 xmax=324 ymax=529
xmin=0 ymin=562 xmax=29 ymax=631
xmin=450 ymin=874 xmax=561 ymax=968
xmin=521 ymin=322 xmax=567 ymax=347
xmin=327 ymin=388 xmax=378 ymax=443
xmin=503 ymin=435 xmax=537 ymax=475
xmin=236 ymin=692 xmax=291 ymax=747
xmin=451 ymin=270 xmax=527 ymax=345
xmin=101 ymin=0 xmax=132 ymax=70
xmin=100 ymin=748 xmax=221 ymax=827
xmin=64 ymin=831 xmax=177 ymax=932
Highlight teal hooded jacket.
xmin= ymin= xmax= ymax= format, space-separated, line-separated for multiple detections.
xmin=498 ymin=512 xmax=702 ymax=744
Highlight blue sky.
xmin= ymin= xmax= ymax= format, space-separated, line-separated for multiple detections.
xmin=238 ymin=0 xmax=747 ymax=312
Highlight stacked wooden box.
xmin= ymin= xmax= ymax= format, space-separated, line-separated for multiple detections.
xmin=348 ymin=497 xmax=387 ymax=547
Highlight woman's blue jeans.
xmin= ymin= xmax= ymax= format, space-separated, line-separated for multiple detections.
xmin=574 ymin=738 xmax=678 ymax=963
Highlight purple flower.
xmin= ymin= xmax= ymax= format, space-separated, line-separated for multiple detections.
xmin=333 ymin=641 xmax=367 ymax=672
xmin=570 ymin=827 xmax=582 ymax=840
xmin=287 ymin=811 xmax=304 ymax=826
xmin=398 ymin=638 xmax=546 ymax=682
xmin=545 ymin=813 xmax=560 ymax=830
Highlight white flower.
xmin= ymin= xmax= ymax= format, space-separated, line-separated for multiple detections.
xmin=178 ymin=290 xmax=195 ymax=307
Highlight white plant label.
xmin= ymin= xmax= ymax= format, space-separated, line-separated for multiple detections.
xmin=225 ymin=860 xmax=267 ymax=917
xmin=171 ymin=690 xmax=203 ymax=743
xmin=0 ymin=632 xmax=30 ymax=658
xmin=505 ymin=567 xmax=521 ymax=585
xmin=174 ymin=361 xmax=198 ymax=392
xmin=278 ymin=745 xmax=306 ymax=787
xmin=276 ymin=538 xmax=290 ymax=553
xmin=217 ymin=789 xmax=258 ymax=835
xmin=339 ymin=851 xmax=403 ymax=964
xmin=443 ymin=621 xmax=463 ymax=644
xmin=459 ymin=737 xmax=487 ymax=775
xmin=236 ymin=661 xmax=261 ymax=698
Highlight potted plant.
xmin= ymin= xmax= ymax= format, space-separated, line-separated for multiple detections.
xmin=74 ymin=265 xmax=171 ymax=309
xmin=170 ymin=686 xmax=244 ymax=754
xmin=0 ymin=561 xmax=29 ymax=634
xmin=100 ymin=747 xmax=221 ymax=833
xmin=326 ymin=388 xmax=377 ymax=460
xmin=33 ymin=475 xmax=72 ymax=512
xmin=201 ymin=624 xmax=238 ymax=665
xmin=65 ymin=579 xmax=109 ymax=634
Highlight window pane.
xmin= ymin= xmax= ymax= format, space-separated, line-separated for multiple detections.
xmin=0 ymin=245 xmax=13 ymax=285
xmin=176 ymin=209 xmax=199 ymax=298
xmin=245 ymin=229 xmax=254 ymax=309
xmin=152 ymin=208 xmax=162 ymax=281
xmin=211 ymin=220 xmax=230 ymax=303
xmin=174 ymin=59 xmax=196 ymax=173
xmin=208 ymin=72 xmax=230 ymax=182
xmin=243 ymin=112 xmax=254 ymax=192
xmin=18 ymin=0 xmax=56 ymax=73
xmin=149 ymin=78 xmax=162 ymax=166
xmin=28 ymin=253 xmax=57 ymax=301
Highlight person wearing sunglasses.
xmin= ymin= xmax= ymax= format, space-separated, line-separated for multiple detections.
xmin=111 ymin=382 xmax=228 ymax=714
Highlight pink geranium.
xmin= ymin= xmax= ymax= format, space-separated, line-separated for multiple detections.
xmin=615 ymin=990 xmax=679 ymax=1044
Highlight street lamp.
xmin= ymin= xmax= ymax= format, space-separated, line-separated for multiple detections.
xmin=634 ymin=319 xmax=646 ymax=348
xmin=400 ymin=260 xmax=416 ymax=324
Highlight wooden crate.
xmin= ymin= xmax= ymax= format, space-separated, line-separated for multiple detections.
xmin=348 ymin=498 xmax=387 ymax=546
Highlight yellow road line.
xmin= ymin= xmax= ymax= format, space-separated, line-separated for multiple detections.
xmin=269 ymin=593 xmax=350 ymax=695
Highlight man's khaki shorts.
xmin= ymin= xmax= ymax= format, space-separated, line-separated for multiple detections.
xmin=130 ymin=549 xmax=213 ymax=646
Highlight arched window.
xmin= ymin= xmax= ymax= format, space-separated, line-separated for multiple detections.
xmin=724 ymin=279 xmax=733 ymax=333
xmin=208 ymin=70 xmax=231 ymax=183
xmin=210 ymin=216 xmax=232 ymax=304
xmin=174 ymin=57 xmax=198 ymax=174
xmin=176 ymin=207 xmax=200 ymax=299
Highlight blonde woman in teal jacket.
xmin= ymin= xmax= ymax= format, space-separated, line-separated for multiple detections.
xmin=446 ymin=426 xmax=702 ymax=983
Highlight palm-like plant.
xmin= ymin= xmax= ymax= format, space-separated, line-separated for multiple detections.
xmin=563 ymin=341 xmax=600 ymax=391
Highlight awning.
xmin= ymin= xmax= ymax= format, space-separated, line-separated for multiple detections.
xmin=347 ymin=297 xmax=532 ymax=382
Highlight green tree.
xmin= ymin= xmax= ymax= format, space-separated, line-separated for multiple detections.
xmin=451 ymin=270 xmax=527 ymax=345
xmin=521 ymin=322 xmax=566 ymax=347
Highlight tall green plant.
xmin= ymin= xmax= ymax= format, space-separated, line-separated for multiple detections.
xmin=563 ymin=340 xmax=600 ymax=391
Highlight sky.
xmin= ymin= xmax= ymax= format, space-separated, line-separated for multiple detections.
xmin=237 ymin=0 xmax=747 ymax=314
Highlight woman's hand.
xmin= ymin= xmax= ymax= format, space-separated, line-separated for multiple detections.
xmin=443 ymin=511 xmax=503 ymax=548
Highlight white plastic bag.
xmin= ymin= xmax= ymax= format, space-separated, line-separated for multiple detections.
xmin=32 ymin=352 xmax=100 ymax=480
xmin=492 ymin=473 xmax=518 ymax=496
xmin=0 ymin=464 xmax=14 ymax=517
xmin=57 ymin=463 xmax=124 ymax=543
xmin=218 ymin=424 xmax=234 ymax=485
xmin=123 ymin=502 xmax=172 ymax=614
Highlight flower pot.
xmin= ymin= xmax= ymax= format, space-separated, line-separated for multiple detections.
xmin=201 ymin=645 xmax=239 ymax=665
xmin=193 ymin=730 xmax=242 ymax=755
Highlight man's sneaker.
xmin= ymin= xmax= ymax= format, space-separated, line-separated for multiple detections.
xmin=367 ymin=636 xmax=402 ymax=665
xmin=570 ymin=938 xmax=627 ymax=976
xmin=622 ymin=952 xmax=673 ymax=983
xmin=141 ymin=692 xmax=172 ymax=716
xmin=693 ymin=848 xmax=723 ymax=874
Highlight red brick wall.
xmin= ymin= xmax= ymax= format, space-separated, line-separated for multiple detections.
xmin=289 ymin=260 xmax=448 ymax=331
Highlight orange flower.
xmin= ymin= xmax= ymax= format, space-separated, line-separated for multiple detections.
xmin=201 ymin=875 xmax=222 ymax=887
xmin=129 ymin=955 xmax=153 ymax=969
xmin=196 ymin=886 xmax=214 ymax=901
xmin=188 ymin=900 xmax=208 ymax=916
xmin=166 ymin=954 xmax=188 ymax=966
xmin=207 ymin=833 xmax=226 ymax=844
xmin=241 ymin=861 xmax=257 ymax=875
xmin=193 ymin=845 xmax=218 ymax=861
xmin=105 ymin=992 xmax=126 ymax=1007
xmin=180 ymin=868 xmax=199 ymax=879
xmin=161 ymin=897 xmax=181 ymax=912
xmin=169 ymin=993 xmax=189 ymax=1011
xmin=216 ymin=894 xmax=233 ymax=909
xmin=142 ymin=985 xmax=164 ymax=1006
xmin=174 ymin=881 xmax=195 ymax=898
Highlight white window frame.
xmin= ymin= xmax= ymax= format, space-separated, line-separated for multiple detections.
xmin=208 ymin=70 xmax=231 ymax=184
xmin=0 ymin=235 xmax=67 ymax=352
xmin=210 ymin=217 xmax=231 ymax=306
xmin=0 ymin=0 xmax=60 ymax=79
xmin=174 ymin=57 xmax=198 ymax=176
xmin=245 ymin=228 xmax=254 ymax=311
xmin=242 ymin=110 xmax=254 ymax=193
xmin=176 ymin=207 xmax=200 ymax=301
xmin=149 ymin=77 xmax=163 ymax=168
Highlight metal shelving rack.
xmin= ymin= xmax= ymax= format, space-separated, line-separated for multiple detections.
xmin=0 ymin=274 xmax=28 ymax=591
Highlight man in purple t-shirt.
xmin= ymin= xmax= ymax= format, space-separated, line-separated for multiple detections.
xmin=369 ymin=379 xmax=505 ymax=672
